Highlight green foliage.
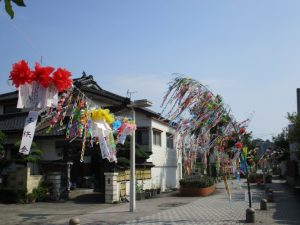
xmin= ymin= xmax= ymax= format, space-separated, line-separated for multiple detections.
xmin=0 ymin=187 xmax=27 ymax=203
xmin=247 ymin=173 xmax=263 ymax=183
xmin=273 ymin=129 xmax=289 ymax=149
xmin=1 ymin=0 xmax=26 ymax=19
xmin=179 ymin=176 xmax=214 ymax=188
xmin=116 ymin=156 xmax=130 ymax=168
xmin=0 ymin=130 xmax=6 ymax=149
xmin=136 ymin=181 xmax=144 ymax=193
xmin=13 ymin=140 xmax=43 ymax=164
xmin=242 ymin=131 xmax=256 ymax=150
xmin=116 ymin=136 xmax=151 ymax=167
xmin=26 ymin=192 xmax=35 ymax=203
xmin=272 ymin=129 xmax=290 ymax=161
xmin=32 ymin=186 xmax=48 ymax=201
xmin=287 ymin=112 xmax=300 ymax=143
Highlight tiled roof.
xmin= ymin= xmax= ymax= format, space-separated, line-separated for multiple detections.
xmin=0 ymin=112 xmax=27 ymax=132
xmin=35 ymin=126 xmax=66 ymax=137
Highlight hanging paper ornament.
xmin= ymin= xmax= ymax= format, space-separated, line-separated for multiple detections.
xmin=9 ymin=60 xmax=33 ymax=87
xmin=32 ymin=63 xmax=54 ymax=88
xmin=235 ymin=142 xmax=243 ymax=149
xmin=239 ymin=127 xmax=246 ymax=134
xmin=112 ymin=120 xmax=122 ymax=131
xmin=9 ymin=60 xmax=73 ymax=109
xmin=91 ymin=108 xmax=114 ymax=124
xmin=117 ymin=122 xmax=136 ymax=144
xmin=52 ymin=68 xmax=73 ymax=92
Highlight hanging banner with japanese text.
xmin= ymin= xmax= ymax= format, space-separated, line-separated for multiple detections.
xmin=19 ymin=111 xmax=39 ymax=155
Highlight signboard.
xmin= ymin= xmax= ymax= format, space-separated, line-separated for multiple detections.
xmin=19 ymin=111 xmax=39 ymax=155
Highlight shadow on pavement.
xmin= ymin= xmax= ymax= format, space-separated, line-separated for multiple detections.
xmin=70 ymin=192 xmax=105 ymax=204
xmin=267 ymin=176 xmax=300 ymax=225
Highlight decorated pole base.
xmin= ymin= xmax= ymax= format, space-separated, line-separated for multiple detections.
xmin=246 ymin=208 xmax=255 ymax=223
xmin=260 ymin=199 xmax=268 ymax=210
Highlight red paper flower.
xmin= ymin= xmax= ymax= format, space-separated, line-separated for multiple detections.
xmin=32 ymin=63 xmax=54 ymax=88
xmin=9 ymin=60 xmax=33 ymax=87
xmin=52 ymin=68 xmax=73 ymax=92
xmin=239 ymin=127 xmax=246 ymax=134
xmin=235 ymin=142 xmax=243 ymax=149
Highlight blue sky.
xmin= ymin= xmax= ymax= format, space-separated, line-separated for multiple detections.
xmin=1 ymin=1 xmax=300 ymax=140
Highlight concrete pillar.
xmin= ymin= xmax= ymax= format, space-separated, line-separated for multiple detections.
xmin=260 ymin=199 xmax=268 ymax=210
xmin=67 ymin=162 xmax=73 ymax=192
xmin=104 ymin=172 xmax=119 ymax=203
xmin=246 ymin=208 xmax=255 ymax=223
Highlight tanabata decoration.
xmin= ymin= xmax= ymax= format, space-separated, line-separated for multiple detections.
xmin=9 ymin=60 xmax=72 ymax=109
xmin=90 ymin=108 xmax=117 ymax=162
xmin=116 ymin=119 xmax=136 ymax=144
xmin=161 ymin=75 xmax=253 ymax=201
xmin=45 ymin=86 xmax=137 ymax=163
xmin=9 ymin=60 xmax=73 ymax=155
xmin=161 ymin=76 xmax=229 ymax=153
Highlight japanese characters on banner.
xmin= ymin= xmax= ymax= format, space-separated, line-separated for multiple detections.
xmin=9 ymin=60 xmax=73 ymax=155
xmin=19 ymin=111 xmax=39 ymax=155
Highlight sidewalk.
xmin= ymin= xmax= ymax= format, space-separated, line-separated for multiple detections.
xmin=1 ymin=176 xmax=299 ymax=225
xmin=52 ymin=176 xmax=300 ymax=225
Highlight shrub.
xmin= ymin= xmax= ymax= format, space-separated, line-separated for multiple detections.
xmin=180 ymin=176 xmax=214 ymax=188
xmin=32 ymin=186 xmax=48 ymax=202
xmin=26 ymin=193 xmax=36 ymax=203
xmin=248 ymin=173 xmax=263 ymax=183
xmin=0 ymin=187 xmax=27 ymax=203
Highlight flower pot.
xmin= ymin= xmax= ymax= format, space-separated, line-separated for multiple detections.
xmin=150 ymin=189 xmax=157 ymax=197
xmin=136 ymin=192 xmax=145 ymax=200
xmin=179 ymin=185 xmax=215 ymax=197
xmin=145 ymin=191 xmax=152 ymax=199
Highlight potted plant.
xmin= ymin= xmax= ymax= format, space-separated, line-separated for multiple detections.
xmin=156 ymin=186 xmax=161 ymax=194
xmin=247 ymin=173 xmax=263 ymax=183
xmin=179 ymin=175 xmax=215 ymax=196
xmin=26 ymin=193 xmax=36 ymax=203
xmin=145 ymin=189 xmax=152 ymax=199
xmin=136 ymin=182 xmax=145 ymax=200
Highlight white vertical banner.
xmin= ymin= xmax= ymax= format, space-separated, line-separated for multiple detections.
xmin=19 ymin=111 xmax=39 ymax=155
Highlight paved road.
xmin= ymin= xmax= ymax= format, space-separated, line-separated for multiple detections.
xmin=1 ymin=177 xmax=299 ymax=225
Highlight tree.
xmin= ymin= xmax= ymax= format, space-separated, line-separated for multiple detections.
xmin=287 ymin=112 xmax=300 ymax=159
xmin=0 ymin=130 xmax=6 ymax=160
xmin=0 ymin=0 xmax=26 ymax=19
xmin=287 ymin=112 xmax=300 ymax=142
xmin=272 ymin=129 xmax=290 ymax=161
xmin=116 ymin=136 xmax=151 ymax=168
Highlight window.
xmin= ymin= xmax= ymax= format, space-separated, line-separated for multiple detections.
xmin=3 ymin=103 xmax=21 ymax=114
xmin=153 ymin=129 xmax=161 ymax=146
xmin=136 ymin=129 xmax=149 ymax=145
xmin=166 ymin=133 xmax=174 ymax=149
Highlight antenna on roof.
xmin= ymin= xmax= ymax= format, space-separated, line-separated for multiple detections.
xmin=127 ymin=89 xmax=137 ymax=99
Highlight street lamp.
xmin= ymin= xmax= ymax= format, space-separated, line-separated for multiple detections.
xmin=127 ymin=99 xmax=152 ymax=212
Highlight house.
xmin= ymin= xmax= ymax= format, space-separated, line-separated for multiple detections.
xmin=0 ymin=73 xmax=181 ymax=201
